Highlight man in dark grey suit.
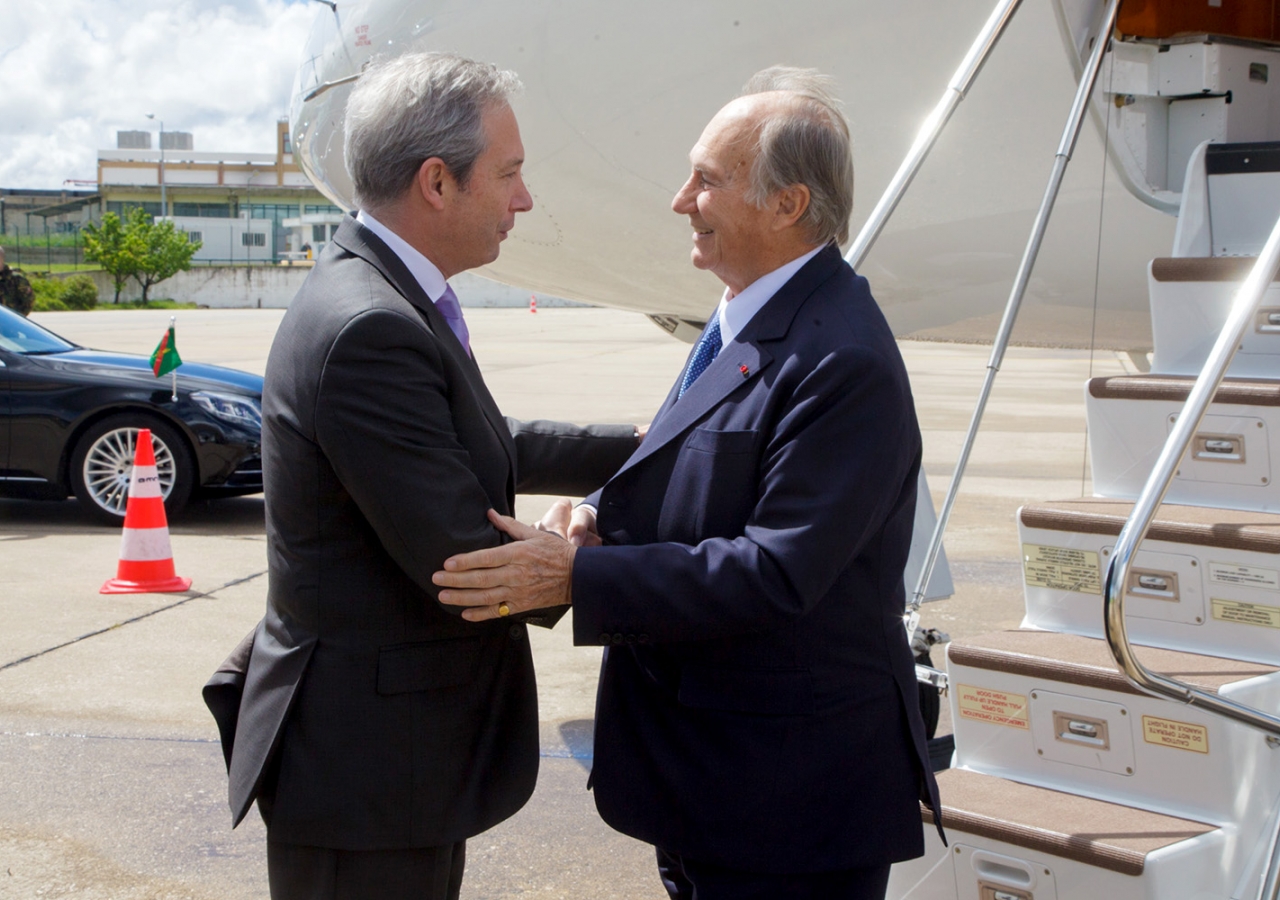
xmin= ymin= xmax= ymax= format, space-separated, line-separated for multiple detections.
xmin=204 ymin=52 xmax=637 ymax=899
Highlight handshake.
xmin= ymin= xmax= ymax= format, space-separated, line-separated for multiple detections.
xmin=434 ymin=423 xmax=647 ymax=621
xmin=432 ymin=498 xmax=599 ymax=621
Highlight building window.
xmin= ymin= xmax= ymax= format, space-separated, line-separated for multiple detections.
xmin=173 ymin=202 xmax=232 ymax=218
xmin=106 ymin=201 xmax=162 ymax=218
xmin=305 ymin=204 xmax=344 ymax=215
xmin=187 ymin=231 xmax=203 ymax=244
xmin=241 ymin=232 xmax=267 ymax=247
xmin=248 ymin=204 xmax=299 ymax=220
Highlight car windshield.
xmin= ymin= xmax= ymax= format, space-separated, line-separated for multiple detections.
xmin=0 ymin=304 xmax=76 ymax=354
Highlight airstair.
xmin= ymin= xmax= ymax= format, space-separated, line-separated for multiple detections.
xmin=886 ymin=124 xmax=1280 ymax=900
xmin=874 ymin=1 xmax=1280 ymax=894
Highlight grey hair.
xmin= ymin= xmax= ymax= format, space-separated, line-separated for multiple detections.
xmin=739 ymin=66 xmax=854 ymax=246
xmin=344 ymin=52 xmax=522 ymax=209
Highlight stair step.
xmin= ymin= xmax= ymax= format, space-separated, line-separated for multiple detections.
xmin=950 ymin=629 xmax=1276 ymax=696
xmin=1086 ymin=375 xmax=1280 ymax=513
xmin=887 ymin=768 xmax=1228 ymax=900
xmin=925 ymin=768 xmax=1215 ymax=875
xmin=1148 ymin=256 xmax=1280 ymax=378
xmin=946 ymin=631 xmax=1280 ymax=824
xmin=1018 ymin=498 xmax=1280 ymax=663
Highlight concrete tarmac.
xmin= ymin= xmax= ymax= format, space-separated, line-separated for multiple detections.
xmin=0 ymin=308 xmax=1132 ymax=898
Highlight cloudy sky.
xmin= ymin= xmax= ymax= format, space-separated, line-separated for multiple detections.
xmin=1 ymin=0 xmax=319 ymax=189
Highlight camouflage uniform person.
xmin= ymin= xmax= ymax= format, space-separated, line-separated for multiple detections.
xmin=0 ymin=247 xmax=34 ymax=317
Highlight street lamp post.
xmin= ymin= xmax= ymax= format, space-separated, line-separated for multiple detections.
xmin=146 ymin=113 xmax=166 ymax=217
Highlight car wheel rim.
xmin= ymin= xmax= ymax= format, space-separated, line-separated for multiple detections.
xmin=82 ymin=427 xmax=176 ymax=515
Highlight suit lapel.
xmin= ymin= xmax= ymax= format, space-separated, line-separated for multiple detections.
xmin=332 ymin=217 xmax=518 ymax=479
xmin=608 ymin=245 xmax=846 ymax=481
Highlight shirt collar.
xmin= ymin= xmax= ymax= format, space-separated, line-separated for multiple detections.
xmin=356 ymin=209 xmax=449 ymax=304
xmin=717 ymin=244 xmax=825 ymax=346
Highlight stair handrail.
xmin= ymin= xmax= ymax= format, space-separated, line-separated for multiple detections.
xmin=906 ymin=0 xmax=1122 ymax=645
xmin=844 ymin=0 xmax=1025 ymax=271
xmin=1104 ymin=209 xmax=1280 ymax=740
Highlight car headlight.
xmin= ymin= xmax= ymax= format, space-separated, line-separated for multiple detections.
xmin=191 ymin=391 xmax=262 ymax=429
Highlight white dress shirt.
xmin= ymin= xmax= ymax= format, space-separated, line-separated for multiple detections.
xmin=715 ymin=244 xmax=824 ymax=346
xmin=356 ymin=210 xmax=451 ymax=305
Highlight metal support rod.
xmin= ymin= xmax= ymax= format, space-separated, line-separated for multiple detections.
xmin=845 ymin=0 xmax=1025 ymax=271
xmin=1104 ymin=211 xmax=1280 ymax=739
xmin=907 ymin=0 xmax=1122 ymax=620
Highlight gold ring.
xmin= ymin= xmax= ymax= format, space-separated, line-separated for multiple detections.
xmin=497 ymin=603 xmax=511 ymax=617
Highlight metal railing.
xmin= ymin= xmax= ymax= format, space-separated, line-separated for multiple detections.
xmin=844 ymin=0 xmax=1026 ymax=270
xmin=1102 ymin=210 xmax=1280 ymax=741
xmin=904 ymin=0 xmax=1123 ymax=663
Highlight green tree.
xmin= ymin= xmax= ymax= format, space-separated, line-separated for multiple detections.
xmin=132 ymin=215 xmax=200 ymax=303
xmin=82 ymin=211 xmax=143 ymax=304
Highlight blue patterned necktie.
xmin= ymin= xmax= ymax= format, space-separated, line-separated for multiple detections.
xmin=434 ymin=285 xmax=471 ymax=356
xmin=678 ymin=315 xmax=723 ymax=399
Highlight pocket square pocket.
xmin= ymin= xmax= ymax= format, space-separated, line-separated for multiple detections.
xmin=686 ymin=427 xmax=756 ymax=454
xmin=377 ymin=636 xmax=482 ymax=695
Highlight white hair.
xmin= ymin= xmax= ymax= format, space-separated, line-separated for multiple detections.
xmin=739 ymin=66 xmax=854 ymax=245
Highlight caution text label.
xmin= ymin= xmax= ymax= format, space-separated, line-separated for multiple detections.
xmin=957 ymin=684 xmax=1029 ymax=730
xmin=1142 ymin=715 xmax=1209 ymax=754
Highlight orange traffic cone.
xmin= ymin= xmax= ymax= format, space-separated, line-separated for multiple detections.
xmin=529 ymin=294 xmax=537 ymax=314
xmin=100 ymin=428 xmax=192 ymax=594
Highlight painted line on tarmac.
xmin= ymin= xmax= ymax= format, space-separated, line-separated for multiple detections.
xmin=0 ymin=730 xmax=593 ymax=759
xmin=0 ymin=570 xmax=267 ymax=674
xmin=0 ymin=730 xmax=219 ymax=745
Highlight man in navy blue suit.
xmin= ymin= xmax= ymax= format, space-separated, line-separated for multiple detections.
xmin=435 ymin=66 xmax=942 ymax=899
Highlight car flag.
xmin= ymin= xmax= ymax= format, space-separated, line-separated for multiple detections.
xmin=150 ymin=322 xmax=182 ymax=377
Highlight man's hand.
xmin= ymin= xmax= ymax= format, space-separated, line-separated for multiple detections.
xmin=537 ymin=498 xmax=601 ymax=547
xmin=434 ymin=509 xmax=575 ymax=621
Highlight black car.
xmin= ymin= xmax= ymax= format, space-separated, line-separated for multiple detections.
xmin=0 ymin=304 xmax=263 ymax=524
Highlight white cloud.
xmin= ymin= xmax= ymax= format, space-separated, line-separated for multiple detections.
xmin=0 ymin=0 xmax=318 ymax=188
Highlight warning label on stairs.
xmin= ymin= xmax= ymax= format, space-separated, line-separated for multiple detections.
xmin=1211 ymin=598 xmax=1280 ymax=629
xmin=957 ymin=685 xmax=1030 ymax=729
xmin=1023 ymin=544 xmax=1102 ymax=594
xmin=1142 ymin=715 xmax=1209 ymax=754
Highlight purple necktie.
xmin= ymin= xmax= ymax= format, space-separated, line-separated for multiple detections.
xmin=434 ymin=285 xmax=471 ymax=356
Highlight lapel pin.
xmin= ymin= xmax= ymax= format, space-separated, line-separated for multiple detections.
xmin=740 ymin=364 xmax=750 ymax=378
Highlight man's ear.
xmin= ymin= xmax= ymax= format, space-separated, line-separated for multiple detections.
xmin=772 ymin=183 xmax=811 ymax=232
xmin=415 ymin=157 xmax=451 ymax=211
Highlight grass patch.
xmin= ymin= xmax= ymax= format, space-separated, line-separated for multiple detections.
xmin=96 ymin=299 xmax=198 ymax=310
xmin=36 ymin=264 xmax=102 ymax=274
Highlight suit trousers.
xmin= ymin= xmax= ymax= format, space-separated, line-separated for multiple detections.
xmin=656 ymin=847 xmax=891 ymax=900
xmin=267 ymin=838 xmax=465 ymax=900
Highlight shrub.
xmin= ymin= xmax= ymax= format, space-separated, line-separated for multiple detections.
xmin=61 ymin=275 xmax=98 ymax=310
xmin=29 ymin=277 xmax=68 ymax=312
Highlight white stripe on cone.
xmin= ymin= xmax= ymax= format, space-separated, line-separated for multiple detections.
xmin=128 ymin=464 xmax=164 ymax=499
xmin=119 ymin=527 xmax=175 ymax=561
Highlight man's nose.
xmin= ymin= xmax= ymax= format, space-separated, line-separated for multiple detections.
xmin=513 ymin=177 xmax=534 ymax=213
xmin=672 ymin=175 xmax=696 ymax=214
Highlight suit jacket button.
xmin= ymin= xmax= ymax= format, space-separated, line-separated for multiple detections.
xmin=625 ymin=634 xmax=636 ymax=644
xmin=599 ymin=633 xmax=612 ymax=646
xmin=509 ymin=624 xmax=525 ymax=641
xmin=638 ymin=634 xmax=650 ymax=644
xmin=612 ymin=633 xmax=625 ymax=645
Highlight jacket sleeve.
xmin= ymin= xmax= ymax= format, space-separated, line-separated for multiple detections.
xmin=571 ymin=343 xmax=920 ymax=645
xmin=506 ymin=417 xmax=638 ymax=496
xmin=313 ymin=308 xmax=504 ymax=600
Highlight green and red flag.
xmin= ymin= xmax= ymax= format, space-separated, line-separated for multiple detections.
xmin=150 ymin=324 xmax=182 ymax=377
